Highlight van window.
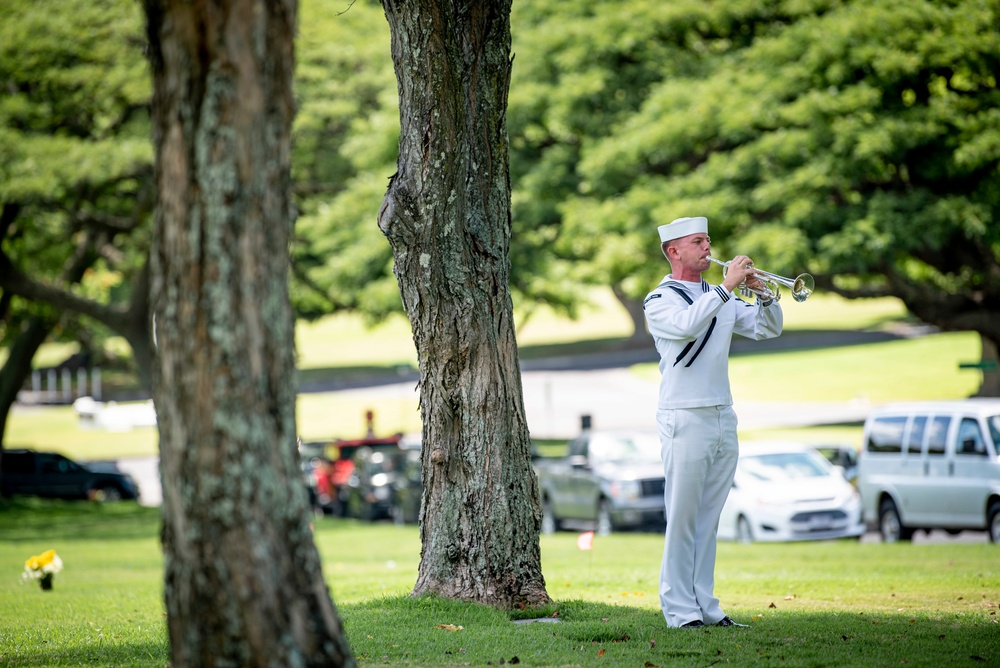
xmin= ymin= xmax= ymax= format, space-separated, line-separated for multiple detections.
xmin=989 ymin=416 xmax=1000 ymax=451
xmin=867 ymin=416 xmax=906 ymax=453
xmin=925 ymin=416 xmax=951 ymax=456
xmin=956 ymin=418 xmax=987 ymax=456
xmin=905 ymin=416 xmax=926 ymax=454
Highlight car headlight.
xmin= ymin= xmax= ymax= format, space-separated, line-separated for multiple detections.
xmin=609 ymin=480 xmax=641 ymax=502
xmin=838 ymin=488 xmax=861 ymax=505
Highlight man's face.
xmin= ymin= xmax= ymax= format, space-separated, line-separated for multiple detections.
xmin=667 ymin=233 xmax=711 ymax=272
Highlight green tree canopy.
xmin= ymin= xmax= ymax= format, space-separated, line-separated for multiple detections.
xmin=561 ymin=0 xmax=998 ymax=350
xmin=0 ymin=0 xmax=154 ymax=398
xmin=2 ymin=0 xmax=998 ymax=393
xmin=290 ymin=0 xmax=401 ymax=321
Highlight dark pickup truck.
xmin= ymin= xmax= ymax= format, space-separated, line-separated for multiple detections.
xmin=534 ymin=429 xmax=665 ymax=535
xmin=1 ymin=449 xmax=140 ymax=502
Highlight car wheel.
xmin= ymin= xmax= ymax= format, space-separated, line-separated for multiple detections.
xmin=736 ymin=515 xmax=754 ymax=544
xmin=988 ymin=501 xmax=1000 ymax=544
xmin=92 ymin=486 xmax=123 ymax=502
xmin=596 ymin=499 xmax=614 ymax=536
xmin=540 ymin=498 xmax=561 ymax=535
xmin=878 ymin=498 xmax=913 ymax=543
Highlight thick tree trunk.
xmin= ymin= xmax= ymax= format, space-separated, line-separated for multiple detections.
xmin=145 ymin=0 xmax=353 ymax=665
xmin=379 ymin=0 xmax=548 ymax=608
xmin=611 ymin=283 xmax=650 ymax=345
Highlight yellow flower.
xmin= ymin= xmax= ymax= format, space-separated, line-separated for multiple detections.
xmin=23 ymin=550 xmax=63 ymax=580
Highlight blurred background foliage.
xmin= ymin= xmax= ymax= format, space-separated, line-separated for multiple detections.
xmin=0 ymin=0 xmax=997 ymax=396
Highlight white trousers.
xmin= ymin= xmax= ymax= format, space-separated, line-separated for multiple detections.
xmin=657 ymin=405 xmax=739 ymax=627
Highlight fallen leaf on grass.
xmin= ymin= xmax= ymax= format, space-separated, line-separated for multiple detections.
xmin=768 ymin=603 xmax=777 ymax=609
xmin=598 ymin=649 xmax=606 ymax=658
xmin=784 ymin=595 xmax=796 ymax=600
xmin=436 ymin=624 xmax=463 ymax=632
xmin=644 ymin=662 xmax=660 ymax=668
xmin=649 ymin=639 xmax=656 ymax=649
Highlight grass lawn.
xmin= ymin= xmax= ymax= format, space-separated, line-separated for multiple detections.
xmin=0 ymin=500 xmax=997 ymax=667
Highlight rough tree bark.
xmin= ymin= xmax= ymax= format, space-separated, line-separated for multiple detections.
xmin=378 ymin=0 xmax=549 ymax=608
xmin=144 ymin=0 xmax=353 ymax=665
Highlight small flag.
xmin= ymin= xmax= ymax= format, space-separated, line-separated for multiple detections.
xmin=577 ymin=531 xmax=595 ymax=550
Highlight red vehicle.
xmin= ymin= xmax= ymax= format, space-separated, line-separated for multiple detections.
xmin=300 ymin=411 xmax=403 ymax=516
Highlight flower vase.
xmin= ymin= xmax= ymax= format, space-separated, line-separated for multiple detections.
xmin=39 ymin=574 xmax=53 ymax=591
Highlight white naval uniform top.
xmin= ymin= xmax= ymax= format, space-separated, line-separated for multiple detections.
xmin=642 ymin=276 xmax=783 ymax=409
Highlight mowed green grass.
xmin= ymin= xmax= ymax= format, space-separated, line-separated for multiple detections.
xmin=2 ymin=291 xmax=995 ymax=666
xmin=0 ymin=500 xmax=997 ymax=667
xmin=5 ymin=289 xmax=984 ymax=458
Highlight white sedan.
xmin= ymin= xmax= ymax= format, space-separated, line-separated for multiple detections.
xmin=718 ymin=441 xmax=865 ymax=543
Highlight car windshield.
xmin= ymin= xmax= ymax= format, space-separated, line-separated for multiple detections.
xmin=740 ymin=451 xmax=830 ymax=481
xmin=589 ymin=433 xmax=661 ymax=466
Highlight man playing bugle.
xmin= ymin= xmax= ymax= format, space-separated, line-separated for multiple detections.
xmin=643 ymin=216 xmax=783 ymax=629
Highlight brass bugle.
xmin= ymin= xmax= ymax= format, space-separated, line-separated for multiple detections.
xmin=707 ymin=256 xmax=814 ymax=303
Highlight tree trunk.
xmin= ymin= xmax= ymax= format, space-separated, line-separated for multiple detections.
xmin=974 ymin=334 xmax=1000 ymax=397
xmin=0 ymin=316 xmax=53 ymax=448
xmin=378 ymin=0 xmax=549 ymax=608
xmin=611 ymin=283 xmax=649 ymax=345
xmin=145 ymin=0 xmax=353 ymax=665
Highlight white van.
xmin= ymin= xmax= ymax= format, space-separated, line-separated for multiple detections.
xmin=858 ymin=399 xmax=1000 ymax=543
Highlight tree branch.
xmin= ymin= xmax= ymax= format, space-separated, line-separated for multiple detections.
xmin=0 ymin=242 xmax=130 ymax=333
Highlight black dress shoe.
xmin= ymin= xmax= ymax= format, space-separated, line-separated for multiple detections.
xmin=680 ymin=620 xmax=705 ymax=628
xmin=716 ymin=616 xmax=749 ymax=627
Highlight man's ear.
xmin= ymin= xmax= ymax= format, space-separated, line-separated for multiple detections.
xmin=661 ymin=242 xmax=674 ymax=261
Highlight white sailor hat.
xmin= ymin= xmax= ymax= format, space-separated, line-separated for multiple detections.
xmin=657 ymin=216 xmax=708 ymax=243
